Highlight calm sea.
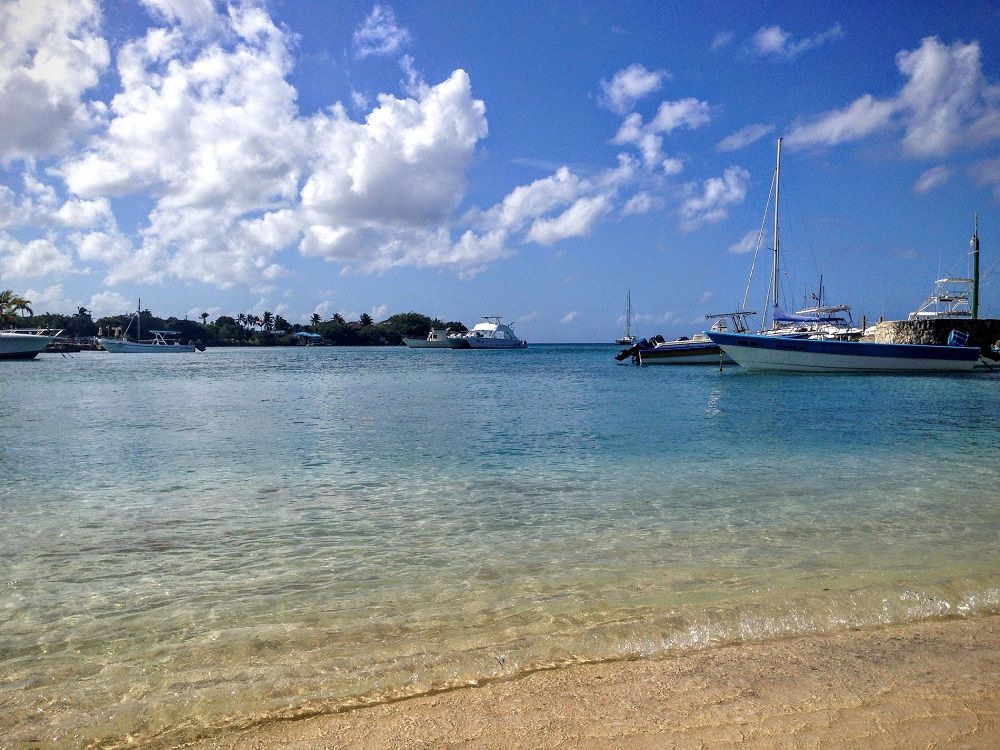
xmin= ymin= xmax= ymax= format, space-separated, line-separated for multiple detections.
xmin=3 ymin=345 xmax=999 ymax=748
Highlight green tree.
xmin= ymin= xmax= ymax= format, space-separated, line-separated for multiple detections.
xmin=310 ymin=313 xmax=321 ymax=329
xmin=0 ymin=290 xmax=32 ymax=326
xmin=200 ymin=312 xmax=209 ymax=326
xmin=261 ymin=311 xmax=274 ymax=331
xmin=358 ymin=312 xmax=374 ymax=327
xmin=66 ymin=306 xmax=97 ymax=337
xmin=273 ymin=314 xmax=289 ymax=331
xmin=330 ymin=312 xmax=345 ymax=325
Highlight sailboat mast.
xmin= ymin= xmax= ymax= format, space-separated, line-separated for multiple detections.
xmin=624 ymin=290 xmax=632 ymax=338
xmin=771 ymin=137 xmax=782 ymax=311
xmin=137 ymin=298 xmax=141 ymax=342
xmin=972 ymin=213 xmax=980 ymax=320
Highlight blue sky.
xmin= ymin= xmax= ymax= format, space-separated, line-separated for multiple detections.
xmin=1 ymin=0 xmax=999 ymax=341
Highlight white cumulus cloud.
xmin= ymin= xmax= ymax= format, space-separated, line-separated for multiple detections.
xmin=0 ymin=236 xmax=75 ymax=278
xmin=679 ymin=167 xmax=750 ymax=229
xmin=612 ymin=98 xmax=711 ymax=170
xmin=786 ymin=37 xmax=1000 ymax=158
xmin=0 ymin=0 xmax=109 ymax=161
xmin=599 ymin=64 xmax=665 ymax=115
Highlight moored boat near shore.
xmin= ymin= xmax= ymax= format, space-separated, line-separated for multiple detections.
xmin=0 ymin=329 xmax=62 ymax=360
xmin=403 ymin=328 xmax=469 ymax=348
xmin=461 ymin=316 xmax=527 ymax=348
xmin=97 ymin=299 xmax=203 ymax=353
xmin=707 ymin=329 xmax=981 ymax=372
xmin=98 ymin=330 xmax=202 ymax=353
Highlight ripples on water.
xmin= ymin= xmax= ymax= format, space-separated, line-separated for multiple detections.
xmin=2 ymin=346 xmax=999 ymax=747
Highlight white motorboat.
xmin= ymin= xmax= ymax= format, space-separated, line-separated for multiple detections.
xmin=99 ymin=330 xmax=200 ymax=353
xmin=402 ymin=328 xmax=469 ymax=348
xmin=908 ymin=278 xmax=974 ymax=320
xmin=461 ymin=316 xmax=527 ymax=349
xmin=617 ymin=312 xmax=754 ymax=365
xmin=97 ymin=299 xmax=203 ymax=353
xmin=0 ymin=328 xmax=62 ymax=360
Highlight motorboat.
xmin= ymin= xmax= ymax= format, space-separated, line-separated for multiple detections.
xmin=402 ymin=328 xmax=469 ymax=348
xmin=908 ymin=278 xmax=974 ymax=320
xmin=620 ymin=318 xmax=734 ymax=365
xmin=99 ymin=330 xmax=201 ymax=353
xmin=460 ymin=316 xmax=527 ymax=349
xmin=616 ymin=312 xmax=753 ymax=365
xmin=0 ymin=328 xmax=62 ymax=360
xmin=97 ymin=299 xmax=203 ymax=353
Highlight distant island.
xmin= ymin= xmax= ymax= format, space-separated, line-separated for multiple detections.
xmin=3 ymin=292 xmax=466 ymax=347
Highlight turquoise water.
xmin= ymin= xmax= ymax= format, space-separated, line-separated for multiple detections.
xmin=2 ymin=345 xmax=999 ymax=748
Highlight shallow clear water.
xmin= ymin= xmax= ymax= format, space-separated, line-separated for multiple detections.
xmin=2 ymin=345 xmax=999 ymax=748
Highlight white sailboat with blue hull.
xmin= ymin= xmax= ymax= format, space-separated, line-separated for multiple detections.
xmin=706 ymin=330 xmax=980 ymax=372
xmin=708 ymin=139 xmax=982 ymax=373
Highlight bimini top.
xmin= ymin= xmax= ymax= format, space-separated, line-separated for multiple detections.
xmin=147 ymin=330 xmax=182 ymax=336
xmin=772 ymin=304 xmax=850 ymax=325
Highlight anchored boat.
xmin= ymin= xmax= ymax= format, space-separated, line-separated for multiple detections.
xmin=97 ymin=299 xmax=203 ymax=353
xmin=403 ymin=328 xmax=469 ymax=348
xmin=460 ymin=316 xmax=527 ymax=349
xmin=0 ymin=328 xmax=62 ymax=360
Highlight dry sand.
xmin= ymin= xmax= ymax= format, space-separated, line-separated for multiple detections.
xmin=184 ymin=616 xmax=1000 ymax=749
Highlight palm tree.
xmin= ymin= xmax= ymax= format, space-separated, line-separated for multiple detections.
xmin=331 ymin=313 xmax=345 ymax=325
xmin=200 ymin=312 xmax=209 ymax=326
xmin=0 ymin=290 xmax=32 ymax=327
xmin=310 ymin=313 xmax=321 ymax=329
xmin=359 ymin=312 xmax=374 ymax=327
xmin=261 ymin=311 xmax=274 ymax=331
xmin=237 ymin=313 xmax=247 ymax=328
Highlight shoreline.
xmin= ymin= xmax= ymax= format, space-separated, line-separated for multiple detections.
xmin=182 ymin=614 xmax=1000 ymax=749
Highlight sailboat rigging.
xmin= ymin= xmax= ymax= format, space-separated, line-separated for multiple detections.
xmin=615 ymin=291 xmax=636 ymax=345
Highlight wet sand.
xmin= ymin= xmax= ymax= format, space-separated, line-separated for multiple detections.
xmin=185 ymin=615 xmax=1000 ymax=749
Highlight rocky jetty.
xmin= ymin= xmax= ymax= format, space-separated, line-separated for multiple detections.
xmin=863 ymin=318 xmax=1000 ymax=354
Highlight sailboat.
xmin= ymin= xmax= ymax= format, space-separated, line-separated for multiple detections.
xmin=706 ymin=139 xmax=981 ymax=372
xmin=615 ymin=291 xmax=636 ymax=345
xmin=97 ymin=299 xmax=203 ymax=353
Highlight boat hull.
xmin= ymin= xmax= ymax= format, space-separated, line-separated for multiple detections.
xmin=464 ymin=338 xmax=527 ymax=349
xmin=402 ymin=337 xmax=468 ymax=349
xmin=0 ymin=332 xmax=53 ymax=360
xmin=707 ymin=331 xmax=981 ymax=372
xmin=637 ymin=342 xmax=733 ymax=365
xmin=98 ymin=338 xmax=197 ymax=353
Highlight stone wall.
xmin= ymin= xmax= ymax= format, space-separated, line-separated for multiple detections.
xmin=863 ymin=318 xmax=1000 ymax=352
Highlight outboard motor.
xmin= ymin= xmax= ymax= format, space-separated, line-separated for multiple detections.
xmin=615 ymin=338 xmax=648 ymax=361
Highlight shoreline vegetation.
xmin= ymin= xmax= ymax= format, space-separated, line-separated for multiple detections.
xmin=14 ymin=301 xmax=469 ymax=347
xmin=182 ymin=615 xmax=1000 ymax=750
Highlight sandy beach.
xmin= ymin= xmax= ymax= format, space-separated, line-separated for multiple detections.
xmin=183 ymin=615 xmax=1000 ymax=750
